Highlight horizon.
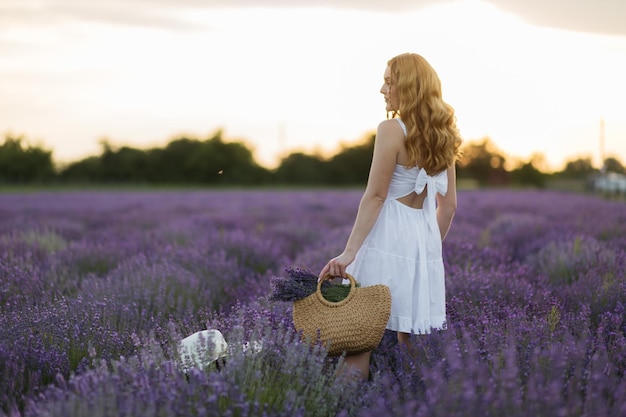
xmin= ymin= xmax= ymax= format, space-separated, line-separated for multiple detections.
xmin=1 ymin=0 xmax=625 ymax=171
xmin=18 ymin=127 xmax=624 ymax=174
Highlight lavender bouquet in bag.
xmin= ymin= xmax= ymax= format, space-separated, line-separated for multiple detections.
xmin=269 ymin=267 xmax=358 ymax=303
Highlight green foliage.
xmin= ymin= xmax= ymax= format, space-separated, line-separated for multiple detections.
xmin=19 ymin=229 xmax=68 ymax=253
xmin=547 ymin=305 xmax=561 ymax=334
xmin=527 ymin=235 xmax=616 ymax=285
xmin=457 ymin=137 xmax=509 ymax=186
xmin=559 ymin=156 xmax=597 ymax=179
xmin=326 ymin=135 xmax=374 ymax=184
xmin=274 ymin=153 xmax=327 ymax=184
xmin=274 ymin=135 xmax=373 ymax=185
xmin=321 ymin=283 xmax=358 ymax=302
xmin=58 ymin=156 xmax=102 ymax=182
xmin=0 ymin=135 xmax=56 ymax=183
xmin=4 ymin=130 xmax=625 ymax=188
xmin=509 ymin=161 xmax=547 ymax=188
xmin=59 ymin=131 xmax=271 ymax=185
xmin=603 ymin=156 xmax=625 ymax=174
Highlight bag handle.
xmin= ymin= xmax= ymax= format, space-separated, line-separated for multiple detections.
xmin=315 ymin=273 xmax=358 ymax=307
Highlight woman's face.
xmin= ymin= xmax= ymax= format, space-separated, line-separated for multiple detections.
xmin=380 ymin=65 xmax=397 ymax=112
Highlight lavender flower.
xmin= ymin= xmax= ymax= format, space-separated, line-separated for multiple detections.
xmin=0 ymin=189 xmax=624 ymax=416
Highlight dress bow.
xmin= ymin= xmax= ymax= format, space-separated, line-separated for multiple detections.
xmin=413 ymin=168 xmax=448 ymax=196
xmin=414 ymin=168 xmax=448 ymax=233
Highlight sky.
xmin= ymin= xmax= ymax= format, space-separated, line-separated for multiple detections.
xmin=1 ymin=0 xmax=625 ymax=171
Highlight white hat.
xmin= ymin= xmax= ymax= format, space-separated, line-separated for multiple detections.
xmin=178 ymin=329 xmax=228 ymax=371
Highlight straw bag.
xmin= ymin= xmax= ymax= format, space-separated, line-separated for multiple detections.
xmin=292 ymin=273 xmax=391 ymax=356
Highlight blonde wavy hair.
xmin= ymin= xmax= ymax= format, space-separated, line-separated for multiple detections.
xmin=388 ymin=53 xmax=462 ymax=175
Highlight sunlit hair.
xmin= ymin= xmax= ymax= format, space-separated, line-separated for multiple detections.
xmin=388 ymin=53 xmax=462 ymax=175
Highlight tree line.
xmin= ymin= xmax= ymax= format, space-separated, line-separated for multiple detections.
xmin=1 ymin=131 xmax=624 ymax=187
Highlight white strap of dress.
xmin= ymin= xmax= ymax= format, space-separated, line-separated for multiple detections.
xmin=414 ymin=168 xmax=448 ymax=233
xmin=395 ymin=118 xmax=407 ymax=136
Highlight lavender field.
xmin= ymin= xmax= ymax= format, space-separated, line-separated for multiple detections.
xmin=1 ymin=188 xmax=625 ymax=416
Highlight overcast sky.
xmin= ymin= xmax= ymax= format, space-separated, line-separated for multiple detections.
xmin=3 ymin=0 xmax=624 ymax=35
xmin=1 ymin=0 xmax=625 ymax=170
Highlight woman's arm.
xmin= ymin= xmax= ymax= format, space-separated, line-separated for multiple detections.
xmin=319 ymin=120 xmax=402 ymax=279
xmin=436 ymin=164 xmax=457 ymax=241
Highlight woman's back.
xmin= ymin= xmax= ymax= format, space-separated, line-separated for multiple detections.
xmin=390 ymin=118 xmax=429 ymax=209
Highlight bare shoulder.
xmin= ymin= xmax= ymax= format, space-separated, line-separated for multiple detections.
xmin=377 ymin=118 xmax=403 ymax=134
xmin=376 ymin=119 xmax=405 ymax=146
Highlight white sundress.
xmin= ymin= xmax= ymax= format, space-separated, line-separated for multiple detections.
xmin=346 ymin=118 xmax=448 ymax=335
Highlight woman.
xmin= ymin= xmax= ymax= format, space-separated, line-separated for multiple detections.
xmin=319 ymin=53 xmax=462 ymax=379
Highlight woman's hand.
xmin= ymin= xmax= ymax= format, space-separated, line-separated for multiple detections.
xmin=318 ymin=252 xmax=355 ymax=280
